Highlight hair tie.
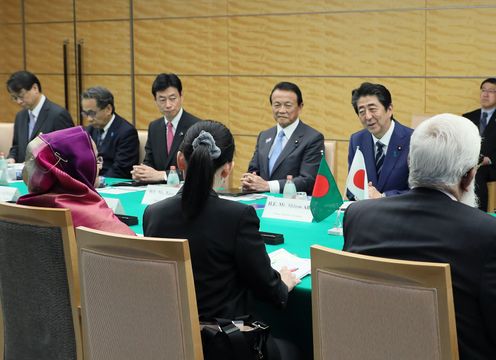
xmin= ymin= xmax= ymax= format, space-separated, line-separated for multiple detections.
xmin=192 ymin=130 xmax=221 ymax=159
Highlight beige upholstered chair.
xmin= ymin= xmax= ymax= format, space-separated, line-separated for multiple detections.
xmin=487 ymin=182 xmax=496 ymax=212
xmin=137 ymin=129 xmax=148 ymax=163
xmin=311 ymin=245 xmax=459 ymax=360
xmin=324 ymin=140 xmax=337 ymax=176
xmin=0 ymin=122 xmax=14 ymax=156
xmin=0 ymin=202 xmax=82 ymax=360
xmin=75 ymin=227 xmax=203 ymax=360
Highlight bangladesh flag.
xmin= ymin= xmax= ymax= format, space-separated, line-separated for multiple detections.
xmin=310 ymin=154 xmax=343 ymax=222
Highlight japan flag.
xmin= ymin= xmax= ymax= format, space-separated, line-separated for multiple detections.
xmin=346 ymin=147 xmax=368 ymax=200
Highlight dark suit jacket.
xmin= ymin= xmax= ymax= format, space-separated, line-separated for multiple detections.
xmin=8 ymin=98 xmax=74 ymax=162
xmin=247 ymin=120 xmax=324 ymax=194
xmin=463 ymin=109 xmax=496 ymax=164
xmin=86 ymin=114 xmax=139 ymax=179
xmin=143 ymin=191 xmax=288 ymax=319
xmin=343 ymin=188 xmax=496 ymax=359
xmin=143 ymin=110 xmax=200 ymax=171
xmin=347 ymin=120 xmax=413 ymax=198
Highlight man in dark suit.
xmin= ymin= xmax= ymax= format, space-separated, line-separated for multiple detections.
xmin=463 ymin=77 xmax=496 ymax=211
xmin=343 ymin=114 xmax=496 ymax=359
xmin=82 ymin=86 xmax=138 ymax=179
xmin=6 ymin=71 xmax=74 ymax=163
xmin=347 ymin=82 xmax=413 ymax=200
xmin=241 ymin=82 xmax=324 ymax=194
xmin=131 ymin=73 xmax=200 ymax=183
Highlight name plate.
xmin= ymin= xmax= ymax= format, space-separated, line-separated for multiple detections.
xmin=262 ymin=196 xmax=313 ymax=223
xmin=103 ymin=197 xmax=125 ymax=215
xmin=141 ymin=185 xmax=179 ymax=205
xmin=0 ymin=186 xmax=19 ymax=202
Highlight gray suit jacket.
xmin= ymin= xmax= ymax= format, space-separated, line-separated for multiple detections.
xmin=8 ymin=98 xmax=74 ymax=162
xmin=248 ymin=120 xmax=324 ymax=194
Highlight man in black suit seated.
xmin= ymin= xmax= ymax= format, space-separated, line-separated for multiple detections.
xmin=82 ymin=86 xmax=139 ymax=179
xmin=463 ymin=77 xmax=496 ymax=211
xmin=343 ymin=113 xmax=496 ymax=359
xmin=241 ymin=82 xmax=324 ymax=194
xmin=131 ymin=73 xmax=200 ymax=183
xmin=6 ymin=71 xmax=74 ymax=163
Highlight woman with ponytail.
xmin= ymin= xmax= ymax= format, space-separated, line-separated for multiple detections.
xmin=143 ymin=120 xmax=299 ymax=321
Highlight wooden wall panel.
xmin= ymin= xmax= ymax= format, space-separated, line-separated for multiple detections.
xmin=0 ymin=75 xmax=21 ymax=123
xmin=24 ymin=0 xmax=73 ymax=23
xmin=426 ymin=8 xmax=496 ymax=76
xmin=25 ymin=23 xmax=75 ymax=74
xmin=0 ymin=0 xmax=21 ymax=23
xmin=134 ymin=75 xmax=156 ymax=129
xmin=76 ymin=0 xmax=130 ymax=21
xmin=425 ymin=78 xmax=481 ymax=115
xmin=133 ymin=0 xmax=227 ymax=19
xmin=77 ymin=21 xmax=131 ymax=75
xmin=36 ymin=74 xmax=73 ymax=116
xmin=0 ymin=24 xmax=23 ymax=73
xmin=134 ymin=18 xmax=228 ymax=75
xmin=227 ymin=0 xmax=425 ymax=14
xmin=82 ymin=75 xmax=133 ymax=122
xmin=228 ymin=11 xmax=425 ymax=76
xmin=428 ymin=1 xmax=496 ymax=6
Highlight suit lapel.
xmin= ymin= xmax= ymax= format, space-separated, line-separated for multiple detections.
xmin=99 ymin=115 xmax=120 ymax=152
xmin=483 ymin=110 xmax=496 ymax=133
xmin=164 ymin=115 xmax=188 ymax=168
xmin=271 ymin=123 xmax=303 ymax=176
xmin=19 ymin=110 xmax=30 ymax=146
xmin=378 ymin=124 xmax=406 ymax=189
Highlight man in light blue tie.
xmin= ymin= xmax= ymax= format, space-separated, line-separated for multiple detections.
xmin=241 ymin=82 xmax=324 ymax=194
xmin=463 ymin=77 xmax=496 ymax=211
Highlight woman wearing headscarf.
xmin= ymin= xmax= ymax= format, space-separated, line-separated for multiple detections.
xmin=18 ymin=126 xmax=134 ymax=235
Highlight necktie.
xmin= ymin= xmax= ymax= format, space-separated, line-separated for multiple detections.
xmin=95 ymin=129 xmax=104 ymax=149
xmin=375 ymin=141 xmax=385 ymax=177
xmin=269 ymin=131 xmax=285 ymax=175
xmin=166 ymin=122 xmax=174 ymax=155
xmin=480 ymin=112 xmax=489 ymax=135
xmin=28 ymin=111 xmax=36 ymax=139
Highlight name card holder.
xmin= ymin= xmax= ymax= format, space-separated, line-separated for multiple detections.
xmin=0 ymin=186 xmax=20 ymax=202
xmin=141 ymin=184 xmax=180 ymax=205
xmin=103 ymin=197 xmax=125 ymax=215
xmin=262 ymin=196 xmax=313 ymax=223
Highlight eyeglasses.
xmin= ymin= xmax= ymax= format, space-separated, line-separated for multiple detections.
xmin=81 ymin=109 xmax=101 ymax=118
xmin=9 ymin=90 xmax=28 ymax=101
xmin=480 ymin=89 xmax=496 ymax=94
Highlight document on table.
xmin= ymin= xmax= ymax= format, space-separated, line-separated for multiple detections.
xmin=269 ymin=248 xmax=311 ymax=279
xmin=97 ymin=186 xmax=146 ymax=195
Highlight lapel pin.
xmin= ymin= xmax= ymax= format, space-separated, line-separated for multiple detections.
xmin=266 ymin=138 xmax=272 ymax=143
xmin=397 ymin=146 xmax=402 ymax=151
xmin=180 ymin=132 xmax=184 ymax=136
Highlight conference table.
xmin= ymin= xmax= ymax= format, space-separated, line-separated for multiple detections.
xmin=11 ymin=178 xmax=345 ymax=358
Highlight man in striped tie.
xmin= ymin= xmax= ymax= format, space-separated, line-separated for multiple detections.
xmin=463 ymin=77 xmax=496 ymax=211
xmin=347 ymin=82 xmax=413 ymax=200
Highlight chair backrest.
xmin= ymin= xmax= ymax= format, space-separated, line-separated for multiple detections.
xmin=137 ymin=129 xmax=148 ymax=163
xmin=311 ymin=245 xmax=458 ymax=360
xmin=324 ymin=140 xmax=337 ymax=176
xmin=411 ymin=114 xmax=433 ymax=128
xmin=75 ymin=226 xmax=203 ymax=360
xmin=0 ymin=122 xmax=14 ymax=156
xmin=0 ymin=202 xmax=82 ymax=360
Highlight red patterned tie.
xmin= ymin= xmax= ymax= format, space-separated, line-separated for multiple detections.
xmin=166 ymin=121 xmax=174 ymax=155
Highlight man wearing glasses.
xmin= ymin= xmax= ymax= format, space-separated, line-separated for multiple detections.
xmin=463 ymin=77 xmax=496 ymax=211
xmin=6 ymin=71 xmax=74 ymax=163
xmin=131 ymin=73 xmax=200 ymax=183
xmin=82 ymin=86 xmax=139 ymax=179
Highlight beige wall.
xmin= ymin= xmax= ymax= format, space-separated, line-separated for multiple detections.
xmin=1 ymin=0 xmax=495 ymax=190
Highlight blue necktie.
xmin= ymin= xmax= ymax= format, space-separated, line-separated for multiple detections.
xmin=28 ymin=111 xmax=36 ymax=139
xmin=480 ymin=112 xmax=489 ymax=135
xmin=375 ymin=141 xmax=385 ymax=177
xmin=269 ymin=131 xmax=285 ymax=175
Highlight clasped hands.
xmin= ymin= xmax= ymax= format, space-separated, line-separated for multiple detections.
xmin=240 ymin=171 xmax=270 ymax=192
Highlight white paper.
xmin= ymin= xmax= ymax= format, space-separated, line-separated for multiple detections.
xmin=269 ymin=248 xmax=311 ymax=279
xmin=219 ymin=193 xmax=267 ymax=202
xmin=97 ymin=187 xmax=146 ymax=195
xmin=141 ymin=184 xmax=180 ymax=205
xmin=262 ymin=196 xmax=313 ymax=222
xmin=103 ymin=197 xmax=125 ymax=215
xmin=0 ymin=186 xmax=19 ymax=202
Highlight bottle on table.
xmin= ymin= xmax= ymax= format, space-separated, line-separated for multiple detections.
xmin=0 ymin=153 xmax=9 ymax=186
xmin=167 ymin=166 xmax=180 ymax=187
xmin=283 ymin=175 xmax=297 ymax=199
